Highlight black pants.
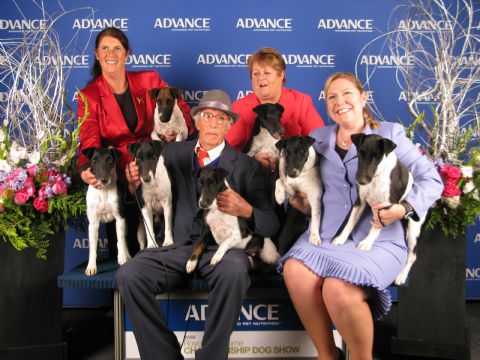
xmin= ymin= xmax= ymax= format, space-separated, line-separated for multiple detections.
xmin=106 ymin=202 xmax=140 ymax=259
xmin=116 ymin=244 xmax=251 ymax=360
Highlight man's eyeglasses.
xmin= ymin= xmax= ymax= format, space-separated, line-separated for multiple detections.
xmin=199 ymin=111 xmax=231 ymax=124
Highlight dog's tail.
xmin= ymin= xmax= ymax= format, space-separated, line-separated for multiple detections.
xmin=260 ymin=237 xmax=281 ymax=264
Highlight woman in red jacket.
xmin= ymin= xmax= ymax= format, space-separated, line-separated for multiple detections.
xmin=77 ymin=27 xmax=194 ymax=255
xmin=225 ymin=47 xmax=324 ymax=172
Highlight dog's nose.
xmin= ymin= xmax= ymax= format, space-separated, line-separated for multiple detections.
xmin=287 ymin=169 xmax=300 ymax=178
xmin=99 ymin=179 xmax=108 ymax=185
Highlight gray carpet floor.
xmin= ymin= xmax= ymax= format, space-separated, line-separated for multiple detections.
xmin=63 ymin=301 xmax=480 ymax=360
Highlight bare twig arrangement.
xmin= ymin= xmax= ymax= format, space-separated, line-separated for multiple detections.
xmin=0 ymin=1 xmax=93 ymax=166
xmin=356 ymin=0 xmax=480 ymax=163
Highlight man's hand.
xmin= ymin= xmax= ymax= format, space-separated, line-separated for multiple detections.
xmin=159 ymin=129 xmax=179 ymax=143
xmin=288 ymin=192 xmax=311 ymax=215
xmin=216 ymin=188 xmax=253 ymax=219
xmin=255 ymin=152 xmax=277 ymax=172
xmin=125 ymin=160 xmax=141 ymax=193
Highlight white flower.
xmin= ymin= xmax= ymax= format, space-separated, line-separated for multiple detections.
xmin=51 ymin=154 xmax=69 ymax=167
xmin=0 ymin=159 xmax=12 ymax=172
xmin=8 ymin=141 xmax=28 ymax=164
xmin=461 ymin=166 xmax=473 ymax=178
xmin=443 ymin=195 xmax=461 ymax=209
xmin=0 ymin=131 xmax=5 ymax=143
xmin=28 ymin=151 xmax=41 ymax=166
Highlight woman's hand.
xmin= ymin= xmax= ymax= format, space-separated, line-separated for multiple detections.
xmin=81 ymin=168 xmax=102 ymax=189
xmin=370 ymin=202 xmax=406 ymax=228
xmin=125 ymin=160 xmax=141 ymax=193
xmin=160 ymin=130 xmax=179 ymax=143
xmin=255 ymin=152 xmax=277 ymax=172
xmin=288 ymin=192 xmax=311 ymax=215
xmin=216 ymin=188 xmax=253 ymax=219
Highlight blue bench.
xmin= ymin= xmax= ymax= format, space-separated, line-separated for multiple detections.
xmin=58 ymin=261 xmax=347 ymax=360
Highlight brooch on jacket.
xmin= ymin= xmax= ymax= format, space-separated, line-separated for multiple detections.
xmin=136 ymin=96 xmax=144 ymax=105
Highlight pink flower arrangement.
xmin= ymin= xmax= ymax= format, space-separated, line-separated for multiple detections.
xmin=0 ymin=164 xmax=71 ymax=214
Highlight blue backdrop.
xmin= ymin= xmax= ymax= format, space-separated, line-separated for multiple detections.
xmin=0 ymin=0 xmax=479 ymax=306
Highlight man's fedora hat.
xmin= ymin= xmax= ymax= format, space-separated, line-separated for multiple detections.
xmin=190 ymin=89 xmax=239 ymax=122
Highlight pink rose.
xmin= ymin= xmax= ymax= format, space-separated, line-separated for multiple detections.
xmin=14 ymin=190 xmax=30 ymax=205
xmin=439 ymin=165 xmax=462 ymax=185
xmin=443 ymin=183 xmax=462 ymax=197
xmin=52 ymin=180 xmax=68 ymax=195
xmin=33 ymin=198 xmax=48 ymax=212
xmin=27 ymin=164 xmax=38 ymax=178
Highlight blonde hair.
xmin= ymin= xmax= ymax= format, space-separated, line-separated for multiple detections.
xmin=248 ymin=47 xmax=286 ymax=84
xmin=324 ymin=72 xmax=379 ymax=129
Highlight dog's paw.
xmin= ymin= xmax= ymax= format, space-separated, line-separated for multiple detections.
xmin=210 ymin=253 xmax=224 ymax=266
xmin=357 ymin=240 xmax=373 ymax=251
xmin=186 ymin=259 xmax=197 ymax=274
xmin=85 ymin=264 xmax=97 ymax=276
xmin=147 ymin=240 xmax=159 ymax=249
xmin=332 ymin=234 xmax=347 ymax=246
xmin=162 ymin=234 xmax=174 ymax=247
xmin=117 ymin=253 xmax=132 ymax=266
xmin=274 ymin=181 xmax=285 ymax=205
xmin=394 ymin=269 xmax=410 ymax=285
xmin=309 ymin=232 xmax=322 ymax=246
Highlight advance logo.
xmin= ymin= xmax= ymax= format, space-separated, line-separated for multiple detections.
xmin=284 ymin=54 xmax=335 ymax=68
xmin=359 ymin=54 xmax=414 ymax=69
xmin=72 ymin=18 xmax=128 ymax=31
xmin=197 ymin=53 xmax=250 ymax=68
xmin=0 ymin=19 xmax=47 ymax=33
xmin=236 ymin=18 xmax=292 ymax=32
xmin=126 ymin=53 xmax=172 ymax=68
xmin=397 ymin=20 xmax=453 ymax=32
xmin=154 ymin=18 xmax=211 ymax=31
xmin=398 ymin=90 xmax=440 ymax=104
xmin=183 ymin=90 xmax=208 ymax=105
xmin=317 ymin=18 xmax=373 ymax=32
xmin=37 ymin=55 xmax=90 ymax=69
xmin=466 ymin=268 xmax=480 ymax=281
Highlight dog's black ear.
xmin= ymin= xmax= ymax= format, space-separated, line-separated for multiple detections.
xmin=169 ymin=87 xmax=183 ymax=100
xmin=381 ymin=138 xmax=397 ymax=155
xmin=252 ymin=104 xmax=264 ymax=114
xmin=275 ymin=138 xmax=286 ymax=151
xmin=351 ymin=133 xmax=365 ymax=148
xmin=152 ymin=140 xmax=166 ymax=155
xmin=216 ymin=167 xmax=230 ymax=181
xmin=303 ymin=136 xmax=315 ymax=147
xmin=275 ymin=103 xmax=285 ymax=114
xmin=82 ymin=147 xmax=96 ymax=160
xmin=148 ymin=88 xmax=161 ymax=100
xmin=192 ymin=168 xmax=201 ymax=180
xmin=109 ymin=147 xmax=123 ymax=161
xmin=127 ymin=143 xmax=139 ymax=158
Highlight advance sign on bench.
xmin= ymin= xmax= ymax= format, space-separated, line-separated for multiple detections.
xmin=58 ymin=260 xmax=344 ymax=360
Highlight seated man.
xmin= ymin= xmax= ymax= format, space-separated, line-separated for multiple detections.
xmin=116 ymin=89 xmax=279 ymax=360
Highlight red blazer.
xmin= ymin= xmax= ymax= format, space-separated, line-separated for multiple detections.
xmin=225 ymin=87 xmax=325 ymax=151
xmin=77 ymin=71 xmax=194 ymax=178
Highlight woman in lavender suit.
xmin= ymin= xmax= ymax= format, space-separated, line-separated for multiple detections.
xmin=279 ymin=72 xmax=443 ymax=360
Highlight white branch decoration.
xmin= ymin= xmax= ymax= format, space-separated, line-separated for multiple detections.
xmin=0 ymin=1 xmax=93 ymax=166
xmin=355 ymin=0 xmax=480 ymax=163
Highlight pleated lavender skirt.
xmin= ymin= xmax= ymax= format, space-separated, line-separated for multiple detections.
xmin=278 ymin=232 xmax=407 ymax=320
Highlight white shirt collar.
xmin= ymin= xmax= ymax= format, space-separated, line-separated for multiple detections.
xmin=195 ymin=141 xmax=225 ymax=166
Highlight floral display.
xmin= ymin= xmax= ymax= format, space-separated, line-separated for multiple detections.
xmin=0 ymin=128 xmax=86 ymax=259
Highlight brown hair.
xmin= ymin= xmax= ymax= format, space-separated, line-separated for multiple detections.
xmin=248 ymin=47 xmax=286 ymax=84
xmin=324 ymin=71 xmax=379 ymax=129
xmin=88 ymin=27 xmax=130 ymax=84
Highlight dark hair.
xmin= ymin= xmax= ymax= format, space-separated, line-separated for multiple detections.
xmin=324 ymin=71 xmax=379 ymax=129
xmin=88 ymin=27 xmax=130 ymax=84
xmin=248 ymin=47 xmax=286 ymax=84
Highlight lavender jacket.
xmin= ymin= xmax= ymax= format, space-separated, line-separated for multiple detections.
xmin=311 ymin=122 xmax=443 ymax=244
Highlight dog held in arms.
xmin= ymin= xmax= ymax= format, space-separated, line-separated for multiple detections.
xmin=244 ymin=103 xmax=285 ymax=161
xmin=185 ymin=167 xmax=280 ymax=273
xmin=275 ymin=136 xmax=323 ymax=246
xmin=149 ymin=87 xmax=188 ymax=142
xmin=332 ymin=133 xmax=425 ymax=285
xmin=127 ymin=140 xmax=173 ymax=249
xmin=83 ymin=146 xmax=131 ymax=276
